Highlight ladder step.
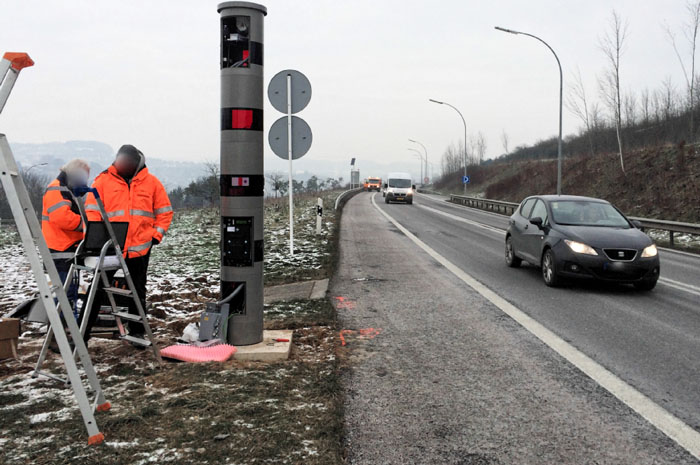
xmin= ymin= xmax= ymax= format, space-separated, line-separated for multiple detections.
xmin=112 ymin=311 xmax=142 ymax=323
xmin=121 ymin=335 xmax=152 ymax=347
xmin=104 ymin=287 xmax=132 ymax=296
xmin=75 ymin=264 xmax=122 ymax=272
xmin=32 ymin=369 xmax=68 ymax=384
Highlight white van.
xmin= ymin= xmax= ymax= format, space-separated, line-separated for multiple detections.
xmin=383 ymin=172 xmax=415 ymax=204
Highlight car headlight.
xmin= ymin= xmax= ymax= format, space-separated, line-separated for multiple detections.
xmin=641 ymin=244 xmax=657 ymax=258
xmin=564 ymin=240 xmax=598 ymax=255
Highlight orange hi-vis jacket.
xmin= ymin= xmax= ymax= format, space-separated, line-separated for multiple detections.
xmin=41 ymin=173 xmax=84 ymax=252
xmin=85 ymin=165 xmax=173 ymax=258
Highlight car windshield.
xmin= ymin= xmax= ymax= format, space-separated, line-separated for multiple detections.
xmin=388 ymin=179 xmax=411 ymax=188
xmin=369 ymin=178 xmax=380 ymax=183
xmin=550 ymin=201 xmax=630 ymax=228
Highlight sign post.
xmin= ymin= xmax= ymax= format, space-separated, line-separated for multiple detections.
xmin=316 ymin=198 xmax=323 ymax=235
xmin=268 ymin=69 xmax=312 ymax=257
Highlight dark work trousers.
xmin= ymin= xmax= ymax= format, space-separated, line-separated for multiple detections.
xmin=83 ymin=249 xmax=151 ymax=342
xmin=50 ymin=247 xmax=79 ymax=321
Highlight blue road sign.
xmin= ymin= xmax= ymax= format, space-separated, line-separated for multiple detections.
xmin=463 ymin=175 xmax=470 ymax=184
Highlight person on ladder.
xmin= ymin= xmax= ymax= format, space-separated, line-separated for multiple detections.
xmin=41 ymin=159 xmax=91 ymax=318
xmin=84 ymin=145 xmax=173 ymax=347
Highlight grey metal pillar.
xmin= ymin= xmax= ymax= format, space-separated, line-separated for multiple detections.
xmin=218 ymin=2 xmax=267 ymax=345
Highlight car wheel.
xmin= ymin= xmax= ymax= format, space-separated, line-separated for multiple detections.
xmin=633 ymin=278 xmax=657 ymax=291
xmin=407 ymin=199 xmax=413 ymax=205
xmin=505 ymin=236 xmax=522 ymax=268
xmin=384 ymin=197 xmax=389 ymax=204
xmin=541 ymin=249 xmax=560 ymax=287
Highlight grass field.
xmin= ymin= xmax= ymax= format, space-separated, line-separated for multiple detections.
xmin=0 ymin=189 xmax=346 ymax=464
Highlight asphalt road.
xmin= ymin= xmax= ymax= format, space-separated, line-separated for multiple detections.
xmin=333 ymin=191 xmax=700 ymax=464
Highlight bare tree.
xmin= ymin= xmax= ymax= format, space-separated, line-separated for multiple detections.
xmin=664 ymin=0 xmax=700 ymax=142
xmin=640 ymin=87 xmax=651 ymax=123
xmin=267 ymin=172 xmax=286 ymax=197
xmin=567 ymin=67 xmax=596 ymax=157
xmin=660 ymin=76 xmax=679 ymax=120
xmin=599 ymin=10 xmax=629 ymax=173
xmin=475 ymin=132 xmax=487 ymax=164
xmin=623 ymin=91 xmax=637 ymax=126
xmin=501 ymin=130 xmax=509 ymax=156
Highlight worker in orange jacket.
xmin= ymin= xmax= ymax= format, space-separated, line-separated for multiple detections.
xmin=42 ymin=159 xmax=91 ymax=318
xmin=84 ymin=145 xmax=173 ymax=345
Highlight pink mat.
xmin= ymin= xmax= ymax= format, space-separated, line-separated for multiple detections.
xmin=161 ymin=344 xmax=237 ymax=363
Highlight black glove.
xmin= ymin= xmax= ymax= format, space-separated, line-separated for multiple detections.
xmin=152 ymin=237 xmax=160 ymax=246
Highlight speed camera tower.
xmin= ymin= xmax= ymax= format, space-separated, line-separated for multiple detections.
xmin=218 ymin=2 xmax=266 ymax=345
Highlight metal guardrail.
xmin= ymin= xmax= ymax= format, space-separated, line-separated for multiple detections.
xmin=628 ymin=217 xmax=700 ymax=247
xmin=335 ymin=187 xmax=362 ymax=210
xmin=448 ymin=194 xmax=700 ymax=248
xmin=449 ymin=194 xmax=519 ymax=216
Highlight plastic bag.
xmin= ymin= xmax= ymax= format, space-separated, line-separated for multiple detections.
xmin=180 ymin=323 xmax=200 ymax=343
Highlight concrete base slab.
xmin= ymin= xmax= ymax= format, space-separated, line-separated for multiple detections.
xmin=310 ymin=278 xmax=329 ymax=300
xmin=233 ymin=329 xmax=293 ymax=362
xmin=264 ymin=278 xmax=329 ymax=304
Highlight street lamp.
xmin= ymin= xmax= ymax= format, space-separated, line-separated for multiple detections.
xmin=429 ymin=99 xmax=467 ymax=194
xmin=408 ymin=148 xmax=424 ymax=184
xmin=495 ymin=26 xmax=563 ymax=195
xmin=24 ymin=162 xmax=47 ymax=174
xmin=408 ymin=139 xmax=428 ymax=185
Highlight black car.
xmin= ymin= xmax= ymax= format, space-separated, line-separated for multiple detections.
xmin=505 ymin=195 xmax=660 ymax=290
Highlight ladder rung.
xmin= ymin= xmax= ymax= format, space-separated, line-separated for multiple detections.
xmin=76 ymin=264 xmax=122 ymax=272
xmin=121 ymin=335 xmax=151 ymax=347
xmin=104 ymin=287 xmax=132 ymax=296
xmin=100 ymin=306 xmax=127 ymax=313
xmin=112 ymin=311 xmax=142 ymax=323
xmin=32 ymin=370 xmax=68 ymax=384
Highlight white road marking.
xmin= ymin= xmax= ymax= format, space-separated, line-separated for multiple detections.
xmin=415 ymin=203 xmax=506 ymax=237
xmin=418 ymin=195 xmax=700 ymax=299
xmin=417 ymin=193 xmax=513 ymax=220
xmin=371 ymin=193 xmax=700 ymax=460
xmin=659 ymin=278 xmax=700 ymax=298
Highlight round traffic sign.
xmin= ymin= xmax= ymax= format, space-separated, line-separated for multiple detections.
xmin=268 ymin=70 xmax=312 ymax=114
xmin=268 ymin=116 xmax=313 ymax=160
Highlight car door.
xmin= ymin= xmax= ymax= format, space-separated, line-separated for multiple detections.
xmin=510 ymin=198 xmax=536 ymax=254
xmin=521 ymin=199 xmax=549 ymax=262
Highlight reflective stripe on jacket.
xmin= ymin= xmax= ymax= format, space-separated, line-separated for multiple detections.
xmin=84 ymin=165 xmax=173 ymax=258
xmin=41 ymin=174 xmax=84 ymax=252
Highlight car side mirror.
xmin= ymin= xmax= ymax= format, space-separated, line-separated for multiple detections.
xmin=632 ymin=220 xmax=642 ymax=229
xmin=529 ymin=217 xmax=543 ymax=228
xmin=384 ymin=183 xmax=388 ymax=188
xmin=412 ymin=184 xmax=416 ymax=190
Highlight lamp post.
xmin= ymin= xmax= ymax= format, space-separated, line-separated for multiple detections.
xmin=408 ymin=139 xmax=428 ymax=185
xmin=429 ymin=99 xmax=467 ymax=194
xmin=495 ymin=26 xmax=563 ymax=195
xmin=408 ymin=148 xmax=424 ymax=185
xmin=24 ymin=162 xmax=47 ymax=174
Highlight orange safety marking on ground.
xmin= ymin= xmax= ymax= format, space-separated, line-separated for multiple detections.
xmin=334 ymin=296 xmax=356 ymax=310
xmin=339 ymin=327 xmax=382 ymax=346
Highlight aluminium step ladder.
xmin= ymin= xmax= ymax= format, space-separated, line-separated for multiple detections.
xmin=0 ymin=52 xmax=108 ymax=445
xmin=33 ymin=189 xmax=164 ymax=372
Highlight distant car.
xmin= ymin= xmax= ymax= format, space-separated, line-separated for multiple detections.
xmin=505 ymin=195 xmax=660 ymax=290
xmin=384 ymin=172 xmax=415 ymax=204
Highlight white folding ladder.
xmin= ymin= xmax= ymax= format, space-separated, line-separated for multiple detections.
xmin=0 ymin=52 xmax=108 ymax=445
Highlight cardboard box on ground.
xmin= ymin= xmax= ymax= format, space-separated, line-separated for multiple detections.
xmin=0 ymin=317 xmax=20 ymax=360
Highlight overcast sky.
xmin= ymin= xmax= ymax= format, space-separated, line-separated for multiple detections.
xmin=0 ymin=0 xmax=691 ymax=176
